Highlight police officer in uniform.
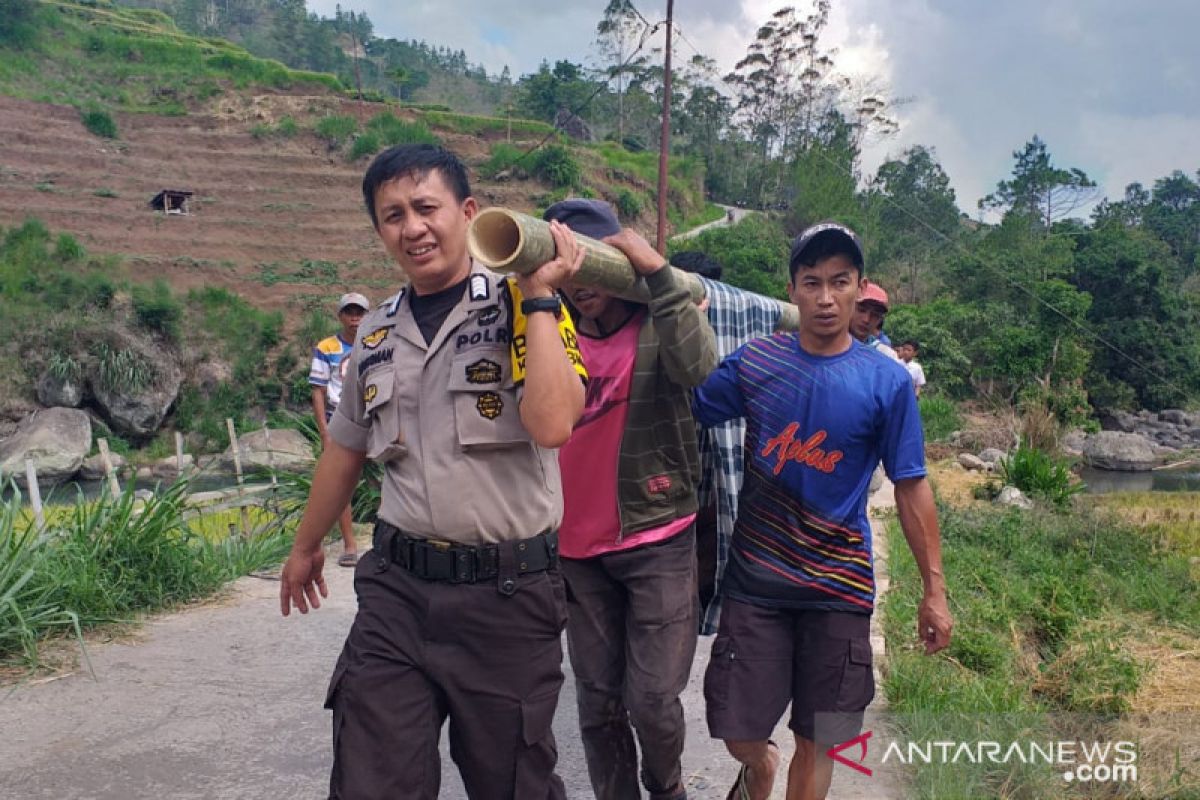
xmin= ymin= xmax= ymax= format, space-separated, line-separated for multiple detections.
xmin=280 ymin=144 xmax=588 ymax=800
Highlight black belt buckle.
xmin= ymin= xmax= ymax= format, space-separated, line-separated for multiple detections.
xmin=450 ymin=547 xmax=476 ymax=584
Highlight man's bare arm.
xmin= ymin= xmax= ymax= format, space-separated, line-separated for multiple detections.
xmin=279 ymin=439 xmax=367 ymax=616
xmin=893 ymin=476 xmax=953 ymax=654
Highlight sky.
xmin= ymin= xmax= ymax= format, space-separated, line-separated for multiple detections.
xmin=309 ymin=0 xmax=1200 ymax=217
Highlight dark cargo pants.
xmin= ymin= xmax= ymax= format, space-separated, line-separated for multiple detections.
xmin=560 ymin=526 xmax=699 ymax=800
xmin=324 ymin=546 xmax=569 ymax=800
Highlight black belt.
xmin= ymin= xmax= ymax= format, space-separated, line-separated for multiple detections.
xmin=374 ymin=520 xmax=558 ymax=590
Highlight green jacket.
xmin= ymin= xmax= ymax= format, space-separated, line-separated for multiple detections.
xmin=615 ymin=267 xmax=718 ymax=536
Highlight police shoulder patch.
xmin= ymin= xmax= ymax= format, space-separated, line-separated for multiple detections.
xmin=465 ymin=358 xmax=502 ymax=385
xmin=476 ymin=305 xmax=501 ymax=325
xmin=361 ymin=327 xmax=389 ymax=349
xmin=469 ymin=273 xmax=490 ymax=302
xmin=476 ymin=391 xmax=503 ymax=420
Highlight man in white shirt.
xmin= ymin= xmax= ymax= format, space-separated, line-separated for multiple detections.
xmin=897 ymin=339 xmax=927 ymax=396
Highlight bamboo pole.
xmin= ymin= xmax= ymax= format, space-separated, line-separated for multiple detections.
xmin=174 ymin=431 xmax=185 ymax=474
xmin=467 ymin=207 xmax=800 ymax=330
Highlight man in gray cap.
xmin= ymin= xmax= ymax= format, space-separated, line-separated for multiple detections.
xmin=548 ymin=198 xmax=717 ymax=800
xmin=693 ymin=220 xmax=951 ymax=800
xmin=308 ymin=291 xmax=370 ymax=566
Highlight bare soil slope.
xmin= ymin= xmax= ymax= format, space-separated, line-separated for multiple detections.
xmin=0 ymin=92 xmax=549 ymax=314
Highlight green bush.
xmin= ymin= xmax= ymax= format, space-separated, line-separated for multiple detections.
xmin=0 ymin=0 xmax=41 ymax=49
xmin=481 ymin=142 xmax=527 ymax=179
xmin=998 ymin=443 xmax=1083 ymax=508
xmin=365 ymin=112 xmax=438 ymax=147
xmin=81 ymin=108 xmax=118 ymax=139
xmin=917 ymin=394 xmax=960 ymax=441
xmin=671 ymin=215 xmax=791 ymax=300
xmin=54 ymin=233 xmax=85 ymax=262
xmin=348 ymin=132 xmax=380 ymax=161
xmin=275 ymin=116 xmax=299 ymax=137
xmin=91 ymin=341 xmax=155 ymax=393
xmin=314 ymin=114 xmax=358 ymax=147
xmin=615 ymin=189 xmax=643 ymax=220
xmin=530 ymin=144 xmax=581 ymax=188
xmin=131 ymin=279 xmax=182 ymax=341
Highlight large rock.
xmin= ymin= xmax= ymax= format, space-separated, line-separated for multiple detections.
xmin=148 ymin=454 xmax=194 ymax=481
xmin=958 ymin=453 xmax=987 ymax=472
xmin=1061 ymin=429 xmax=1088 ymax=457
xmin=1159 ymin=409 xmax=1192 ymax=426
xmin=80 ymin=451 xmax=128 ymax=480
xmin=221 ymin=428 xmax=315 ymax=474
xmin=1081 ymin=431 xmax=1160 ymax=472
xmin=88 ymin=330 xmax=183 ymax=440
xmin=1108 ymin=410 xmax=1139 ymax=433
xmin=36 ymin=370 xmax=85 ymax=408
xmin=978 ymin=448 xmax=1007 ymax=466
xmin=996 ymin=486 xmax=1033 ymax=510
xmin=0 ymin=407 xmax=91 ymax=486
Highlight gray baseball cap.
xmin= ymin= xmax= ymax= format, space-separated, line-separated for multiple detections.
xmin=788 ymin=221 xmax=865 ymax=273
xmin=338 ymin=292 xmax=370 ymax=312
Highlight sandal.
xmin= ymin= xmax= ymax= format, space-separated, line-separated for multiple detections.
xmin=337 ymin=552 xmax=358 ymax=567
xmin=726 ymin=740 xmax=778 ymax=800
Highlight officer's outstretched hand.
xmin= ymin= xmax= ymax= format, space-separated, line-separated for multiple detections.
xmin=518 ymin=219 xmax=584 ymax=298
xmin=280 ymin=546 xmax=328 ymax=616
xmin=603 ymin=228 xmax=667 ymax=276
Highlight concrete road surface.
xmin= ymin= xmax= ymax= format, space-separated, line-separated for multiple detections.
xmin=0 ymin=488 xmax=900 ymax=799
xmin=671 ymin=205 xmax=756 ymax=242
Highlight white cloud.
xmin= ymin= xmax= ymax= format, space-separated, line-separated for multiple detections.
xmin=308 ymin=0 xmax=1200 ymax=214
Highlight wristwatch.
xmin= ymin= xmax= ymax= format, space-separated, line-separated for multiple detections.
xmin=520 ymin=295 xmax=562 ymax=316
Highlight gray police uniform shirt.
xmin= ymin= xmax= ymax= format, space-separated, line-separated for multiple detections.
xmin=328 ymin=261 xmax=588 ymax=545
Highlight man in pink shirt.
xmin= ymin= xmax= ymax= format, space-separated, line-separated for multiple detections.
xmin=549 ymin=199 xmax=718 ymax=800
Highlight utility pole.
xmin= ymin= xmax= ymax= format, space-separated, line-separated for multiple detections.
xmin=655 ymin=0 xmax=674 ymax=254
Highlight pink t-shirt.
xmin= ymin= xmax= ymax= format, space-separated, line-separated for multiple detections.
xmin=559 ymin=311 xmax=696 ymax=559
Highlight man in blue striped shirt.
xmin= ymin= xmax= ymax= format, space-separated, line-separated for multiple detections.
xmin=692 ymin=222 xmax=953 ymax=800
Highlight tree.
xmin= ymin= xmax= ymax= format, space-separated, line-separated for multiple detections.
xmin=868 ymin=145 xmax=961 ymax=303
xmin=1073 ymin=222 xmax=1200 ymax=409
xmin=517 ymin=60 xmax=599 ymax=124
xmin=1143 ymin=169 xmax=1200 ymax=272
xmin=979 ymin=136 xmax=1100 ymax=226
xmin=594 ymin=0 xmax=648 ymax=142
xmin=724 ymin=3 xmax=897 ymax=208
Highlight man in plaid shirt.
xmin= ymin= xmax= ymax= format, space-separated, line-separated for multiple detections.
xmin=671 ymin=252 xmax=785 ymax=634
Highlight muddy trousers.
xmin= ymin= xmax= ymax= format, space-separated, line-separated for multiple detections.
xmin=560 ymin=526 xmax=699 ymax=800
xmin=325 ymin=549 xmax=568 ymax=800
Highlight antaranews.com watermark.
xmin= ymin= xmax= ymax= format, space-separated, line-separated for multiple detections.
xmin=814 ymin=712 xmax=1197 ymax=797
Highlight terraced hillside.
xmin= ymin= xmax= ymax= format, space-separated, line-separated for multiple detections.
xmin=0 ymin=92 xmax=551 ymax=314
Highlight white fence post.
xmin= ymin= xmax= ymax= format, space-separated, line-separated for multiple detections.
xmin=24 ymin=458 xmax=44 ymax=527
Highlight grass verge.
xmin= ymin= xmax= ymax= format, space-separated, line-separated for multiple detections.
xmin=0 ymin=479 xmax=292 ymax=668
xmin=881 ymin=502 xmax=1200 ymax=798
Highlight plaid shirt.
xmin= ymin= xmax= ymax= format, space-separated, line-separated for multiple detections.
xmin=695 ymin=277 xmax=783 ymax=633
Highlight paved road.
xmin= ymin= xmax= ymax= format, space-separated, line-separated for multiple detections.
xmin=0 ymin=488 xmax=900 ymax=799
xmin=671 ymin=205 xmax=756 ymax=242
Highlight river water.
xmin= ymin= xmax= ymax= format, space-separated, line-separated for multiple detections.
xmin=1079 ymin=465 xmax=1200 ymax=494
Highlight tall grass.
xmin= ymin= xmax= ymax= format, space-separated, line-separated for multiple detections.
xmin=918 ymin=394 xmax=961 ymax=442
xmin=0 ymin=480 xmax=292 ymax=666
xmin=882 ymin=503 xmax=1199 ymax=797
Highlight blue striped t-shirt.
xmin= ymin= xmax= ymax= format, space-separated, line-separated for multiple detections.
xmin=693 ymin=334 xmax=925 ymax=613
